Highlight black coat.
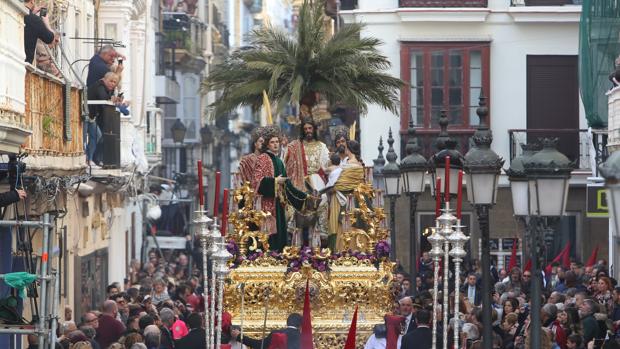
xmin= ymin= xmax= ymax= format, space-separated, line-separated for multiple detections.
xmin=159 ymin=325 xmax=175 ymax=349
xmin=0 ymin=190 xmax=20 ymax=208
xmin=401 ymin=326 xmax=432 ymax=349
xmin=174 ymin=328 xmax=205 ymax=349
xmin=242 ymin=327 xmax=300 ymax=349
xmin=460 ymin=284 xmax=482 ymax=306
xmin=404 ymin=314 xmax=417 ymax=335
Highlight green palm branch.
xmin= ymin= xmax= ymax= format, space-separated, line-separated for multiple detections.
xmin=201 ymin=0 xmax=403 ymax=118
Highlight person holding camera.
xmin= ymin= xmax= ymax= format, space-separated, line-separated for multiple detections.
xmin=86 ymin=44 xmax=126 ymax=87
xmin=23 ymin=0 xmax=57 ymax=64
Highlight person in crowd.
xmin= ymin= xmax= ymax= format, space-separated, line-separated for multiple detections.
xmin=401 ymin=309 xmax=432 ymax=349
xmin=462 ymin=273 xmax=482 ymax=307
xmin=580 ymin=299 xmax=604 ymax=344
xmin=23 ymin=0 xmax=57 ymax=64
xmin=143 ymin=325 xmax=161 ymax=349
xmin=158 ymin=307 xmax=175 ymax=349
xmin=232 ymin=313 xmax=301 ymax=349
xmin=174 ymin=313 xmax=205 ymax=349
xmin=95 ymin=300 xmax=125 ymax=349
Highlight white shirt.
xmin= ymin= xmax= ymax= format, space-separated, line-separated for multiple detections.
xmin=467 ymin=285 xmax=476 ymax=304
xmin=404 ymin=314 xmax=413 ymax=333
xmin=326 ymin=167 xmax=343 ymax=187
xmin=364 ymin=334 xmax=386 ymax=349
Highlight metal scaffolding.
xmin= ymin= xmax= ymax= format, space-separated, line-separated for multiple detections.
xmin=0 ymin=213 xmax=59 ymax=349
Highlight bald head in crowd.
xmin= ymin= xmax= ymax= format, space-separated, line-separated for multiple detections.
xmin=102 ymin=300 xmax=118 ymax=316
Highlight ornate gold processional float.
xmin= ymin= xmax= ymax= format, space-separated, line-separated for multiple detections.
xmin=222 ymin=181 xmax=396 ymax=348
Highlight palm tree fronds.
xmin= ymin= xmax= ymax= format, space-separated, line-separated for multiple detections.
xmin=201 ymin=0 xmax=403 ymax=119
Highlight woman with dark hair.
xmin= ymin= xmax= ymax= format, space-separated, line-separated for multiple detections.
xmin=346 ymin=140 xmax=365 ymax=168
xmin=501 ymin=298 xmax=520 ymax=323
xmin=596 ymin=276 xmax=614 ymax=315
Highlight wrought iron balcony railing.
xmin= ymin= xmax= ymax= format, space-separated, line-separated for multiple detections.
xmin=508 ymin=128 xmax=607 ymax=174
xmin=399 ymin=0 xmax=488 ymax=7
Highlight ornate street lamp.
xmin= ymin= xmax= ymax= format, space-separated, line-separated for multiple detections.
xmin=383 ymin=128 xmax=401 ymax=259
xmin=463 ymin=93 xmax=504 ymax=349
xmin=600 ymin=151 xmax=620 ymax=242
xmin=521 ymin=137 xmax=573 ymax=349
xmin=525 ymin=138 xmax=573 ymax=217
xmin=171 ymin=118 xmax=187 ymax=144
xmin=400 ymin=118 xmax=427 ymax=281
xmin=506 ymin=143 xmax=541 ymax=263
xmin=506 ymin=143 xmax=541 ymax=217
xmin=430 ymin=110 xmax=463 ymax=198
xmin=373 ymin=136 xmax=386 ymax=192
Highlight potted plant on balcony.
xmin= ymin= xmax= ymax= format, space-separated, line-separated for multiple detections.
xmin=201 ymin=0 xmax=402 ymax=119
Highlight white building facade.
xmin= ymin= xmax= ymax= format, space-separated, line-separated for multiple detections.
xmin=343 ymin=0 xmax=605 ymax=271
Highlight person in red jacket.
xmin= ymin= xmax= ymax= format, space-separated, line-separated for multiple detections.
xmin=95 ymin=300 xmax=125 ymax=349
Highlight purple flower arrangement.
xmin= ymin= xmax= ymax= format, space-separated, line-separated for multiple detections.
xmin=225 ymin=239 xmax=391 ymax=272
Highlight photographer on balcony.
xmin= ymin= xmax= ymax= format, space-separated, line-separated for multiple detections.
xmin=23 ymin=0 xmax=58 ymax=64
xmin=86 ymin=72 xmax=120 ymax=168
xmin=86 ymin=45 xmax=126 ymax=88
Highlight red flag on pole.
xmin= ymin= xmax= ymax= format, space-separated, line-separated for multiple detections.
xmin=300 ymin=280 xmax=314 ymax=349
xmin=524 ymin=259 xmax=532 ymax=272
xmin=507 ymin=239 xmax=518 ymax=273
xmin=343 ymin=306 xmax=358 ymax=349
xmin=561 ymin=242 xmax=571 ymax=269
xmin=586 ymin=245 xmax=600 ymax=267
xmin=545 ymin=242 xmax=571 ymax=275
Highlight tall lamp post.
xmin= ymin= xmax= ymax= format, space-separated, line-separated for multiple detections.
xmin=506 ymin=143 xmax=541 ymax=262
xmin=400 ymin=118 xmax=427 ymax=281
xmin=383 ymin=128 xmax=401 ymax=260
xmin=463 ymin=93 xmax=504 ymax=349
xmin=508 ymin=138 xmax=573 ymax=348
xmin=430 ymin=111 xmax=462 ymax=198
xmin=373 ymin=136 xmax=386 ymax=192
xmin=600 ymin=151 xmax=620 ymax=275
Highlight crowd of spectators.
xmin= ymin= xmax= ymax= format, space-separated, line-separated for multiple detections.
xmin=374 ymin=254 xmax=620 ymax=349
xmin=41 ymin=249 xmax=247 ymax=349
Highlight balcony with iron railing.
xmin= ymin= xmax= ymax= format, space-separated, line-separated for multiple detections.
xmin=86 ymin=101 xmax=120 ymax=169
xmin=508 ymin=128 xmax=607 ymax=175
xmin=162 ymin=12 xmax=207 ymax=72
xmin=23 ymin=68 xmax=83 ymax=158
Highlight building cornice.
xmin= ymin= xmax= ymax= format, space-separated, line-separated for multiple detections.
xmin=342 ymin=5 xmax=581 ymax=23
xmin=5 ymin=0 xmax=28 ymax=15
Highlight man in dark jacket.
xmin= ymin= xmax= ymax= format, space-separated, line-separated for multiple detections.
xmin=86 ymin=72 xmax=118 ymax=167
xmin=461 ymin=273 xmax=482 ymax=306
xmin=233 ymin=313 xmax=301 ymax=349
xmin=95 ymin=300 xmax=125 ymax=349
xmin=401 ymin=309 xmax=432 ymax=349
xmin=158 ymin=307 xmax=176 ymax=349
xmin=86 ymin=45 xmax=125 ymax=87
xmin=580 ymin=299 xmax=604 ymax=344
xmin=174 ymin=313 xmax=204 ymax=349
xmin=23 ymin=0 xmax=56 ymax=63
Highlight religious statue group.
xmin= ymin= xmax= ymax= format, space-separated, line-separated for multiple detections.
xmin=237 ymin=118 xmax=366 ymax=252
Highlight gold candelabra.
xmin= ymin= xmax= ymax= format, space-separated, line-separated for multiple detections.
xmin=228 ymin=182 xmax=271 ymax=254
xmin=341 ymin=183 xmax=388 ymax=254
